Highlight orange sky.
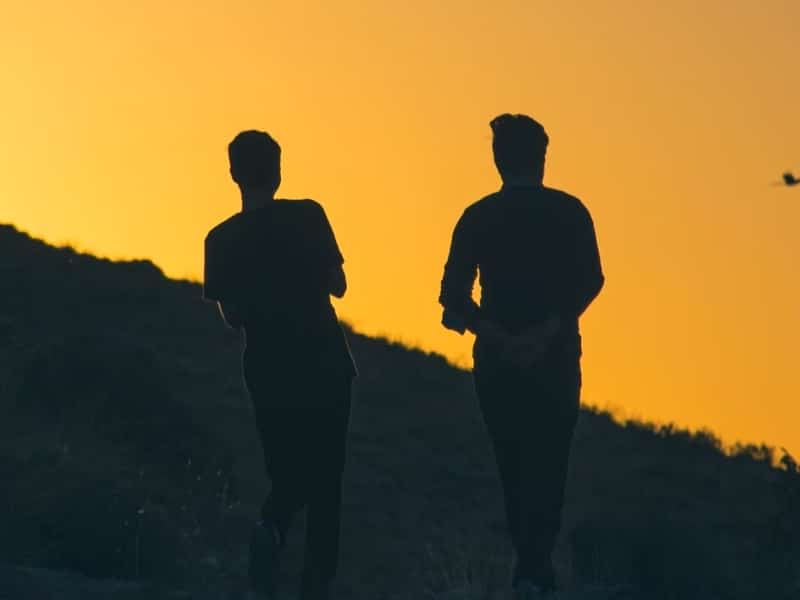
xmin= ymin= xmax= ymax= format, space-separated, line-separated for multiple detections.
xmin=2 ymin=1 xmax=799 ymax=455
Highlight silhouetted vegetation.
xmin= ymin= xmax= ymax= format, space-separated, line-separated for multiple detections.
xmin=0 ymin=224 xmax=797 ymax=598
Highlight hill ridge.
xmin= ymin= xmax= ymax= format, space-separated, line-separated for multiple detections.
xmin=0 ymin=223 xmax=798 ymax=599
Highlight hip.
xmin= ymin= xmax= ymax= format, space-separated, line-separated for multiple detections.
xmin=473 ymin=351 xmax=581 ymax=422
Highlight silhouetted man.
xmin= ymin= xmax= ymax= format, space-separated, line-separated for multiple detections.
xmin=204 ymin=130 xmax=356 ymax=600
xmin=439 ymin=114 xmax=604 ymax=598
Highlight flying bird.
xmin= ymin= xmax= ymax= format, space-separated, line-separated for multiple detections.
xmin=770 ymin=171 xmax=800 ymax=186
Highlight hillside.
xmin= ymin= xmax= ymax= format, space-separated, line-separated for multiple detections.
xmin=0 ymin=223 xmax=797 ymax=600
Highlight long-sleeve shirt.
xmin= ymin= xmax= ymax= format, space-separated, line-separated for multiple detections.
xmin=439 ymin=183 xmax=604 ymax=355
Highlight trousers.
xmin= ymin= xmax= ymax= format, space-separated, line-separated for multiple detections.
xmin=244 ymin=355 xmax=352 ymax=584
xmin=474 ymin=350 xmax=580 ymax=588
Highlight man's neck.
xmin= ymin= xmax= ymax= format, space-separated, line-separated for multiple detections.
xmin=240 ymin=187 xmax=275 ymax=212
xmin=501 ymin=174 xmax=543 ymax=189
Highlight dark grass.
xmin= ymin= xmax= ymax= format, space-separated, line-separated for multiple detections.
xmin=0 ymin=223 xmax=798 ymax=599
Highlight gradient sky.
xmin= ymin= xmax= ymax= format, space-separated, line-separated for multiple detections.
xmin=2 ymin=1 xmax=799 ymax=454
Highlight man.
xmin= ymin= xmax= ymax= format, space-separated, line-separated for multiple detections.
xmin=439 ymin=114 xmax=604 ymax=598
xmin=203 ymin=130 xmax=356 ymax=600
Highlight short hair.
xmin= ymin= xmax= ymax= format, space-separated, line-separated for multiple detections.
xmin=228 ymin=130 xmax=281 ymax=188
xmin=490 ymin=114 xmax=549 ymax=177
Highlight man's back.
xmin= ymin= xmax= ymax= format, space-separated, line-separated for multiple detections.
xmin=204 ymin=199 xmax=354 ymax=373
xmin=440 ymin=184 xmax=603 ymax=352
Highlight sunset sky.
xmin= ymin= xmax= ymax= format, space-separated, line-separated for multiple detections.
xmin=2 ymin=1 xmax=799 ymax=454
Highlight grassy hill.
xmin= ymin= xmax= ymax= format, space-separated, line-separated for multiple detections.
xmin=0 ymin=223 xmax=797 ymax=599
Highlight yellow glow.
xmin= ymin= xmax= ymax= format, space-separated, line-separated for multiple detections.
xmin=2 ymin=1 xmax=799 ymax=454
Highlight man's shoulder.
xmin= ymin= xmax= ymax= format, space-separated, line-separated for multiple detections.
xmin=275 ymin=198 xmax=327 ymax=222
xmin=206 ymin=200 xmax=324 ymax=239
xmin=541 ymin=186 xmax=593 ymax=221
xmin=276 ymin=198 xmax=322 ymax=210
xmin=462 ymin=191 xmax=504 ymax=219
xmin=205 ymin=213 xmax=244 ymax=246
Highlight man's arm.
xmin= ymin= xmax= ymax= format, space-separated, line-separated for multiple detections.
xmin=439 ymin=210 xmax=482 ymax=335
xmin=204 ymin=228 xmax=244 ymax=329
xmin=562 ymin=206 xmax=605 ymax=318
xmin=328 ymin=263 xmax=347 ymax=299
xmin=313 ymin=201 xmax=348 ymax=299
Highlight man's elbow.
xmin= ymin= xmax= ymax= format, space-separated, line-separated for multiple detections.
xmin=330 ymin=270 xmax=347 ymax=298
xmin=593 ymin=273 xmax=605 ymax=298
xmin=575 ymin=274 xmax=605 ymax=317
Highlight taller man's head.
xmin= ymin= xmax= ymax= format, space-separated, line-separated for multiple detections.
xmin=228 ymin=130 xmax=282 ymax=194
xmin=490 ymin=114 xmax=549 ymax=183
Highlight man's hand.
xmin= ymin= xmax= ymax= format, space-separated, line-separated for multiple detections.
xmin=492 ymin=315 xmax=561 ymax=368
xmin=442 ymin=309 xmax=469 ymax=335
xmin=473 ymin=316 xmax=562 ymax=368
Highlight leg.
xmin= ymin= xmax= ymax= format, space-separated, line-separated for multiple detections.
xmin=246 ymin=373 xmax=310 ymax=594
xmin=300 ymin=377 xmax=352 ymax=598
xmin=514 ymin=361 xmax=580 ymax=588
xmin=250 ymin=382 xmax=310 ymax=542
xmin=302 ymin=469 xmax=344 ymax=597
xmin=475 ymin=367 xmax=525 ymax=558
xmin=490 ymin=436 xmax=523 ymax=552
